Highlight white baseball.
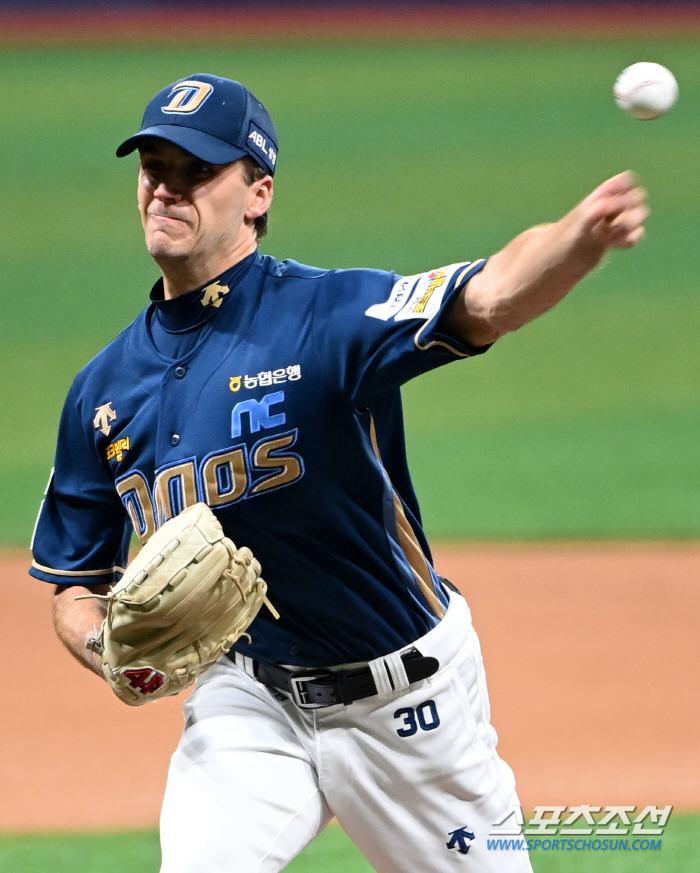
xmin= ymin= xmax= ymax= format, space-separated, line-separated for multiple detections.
xmin=614 ymin=62 xmax=678 ymax=120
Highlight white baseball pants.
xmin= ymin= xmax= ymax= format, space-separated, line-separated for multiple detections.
xmin=160 ymin=592 xmax=533 ymax=873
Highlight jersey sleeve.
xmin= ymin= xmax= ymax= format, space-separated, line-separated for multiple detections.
xmin=312 ymin=259 xmax=489 ymax=405
xmin=29 ymin=381 xmax=131 ymax=587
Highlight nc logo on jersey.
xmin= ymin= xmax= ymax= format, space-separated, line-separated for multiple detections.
xmin=161 ymin=80 xmax=214 ymax=115
xmin=446 ymin=826 xmax=475 ymax=855
xmin=231 ymin=391 xmax=286 ymax=438
xmin=94 ymin=402 xmax=117 ymax=436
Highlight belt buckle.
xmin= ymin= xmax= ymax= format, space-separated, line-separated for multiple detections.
xmin=289 ymin=673 xmax=327 ymax=709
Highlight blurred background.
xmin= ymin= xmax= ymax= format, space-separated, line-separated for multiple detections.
xmin=1 ymin=2 xmax=699 ymax=871
xmin=2 ymin=1 xmax=700 ymax=545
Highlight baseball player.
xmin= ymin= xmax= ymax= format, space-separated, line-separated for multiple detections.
xmin=30 ymin=74 xmax=648 ymax=873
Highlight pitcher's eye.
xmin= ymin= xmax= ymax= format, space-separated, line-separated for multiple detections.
xmin=141 ymin=157 xmax=162 ymax=172
xmin=190 ymin=163 xmax=216 ymax=182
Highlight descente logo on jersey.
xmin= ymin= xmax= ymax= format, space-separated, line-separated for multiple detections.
xmin=201 ymin=282 xmax=230 ymax=308
xmin=161 ymin=81 xmax=214 ymax=114
xmin=94 ymin=402 xmax=117 ymax=436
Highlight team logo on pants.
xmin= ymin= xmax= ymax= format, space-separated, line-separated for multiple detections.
xmin=446 ymin=826 xmax=475 ymax=855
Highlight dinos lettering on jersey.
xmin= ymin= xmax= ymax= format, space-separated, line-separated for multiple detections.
xmin=114 ymin=386 xmax=303 ymax=538
xmin=116 ymin=470 xmax=157 ymax=541
xmin=161 ymin=80 xmax=213 ymax=115
xmin=152 ymin=457 xmax=199 ymax=525
xmin=116 ymin=430 xmax=304 ymax=539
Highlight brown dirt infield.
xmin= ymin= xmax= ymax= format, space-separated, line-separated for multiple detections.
xmin=1 ymin=543 xmax=698 ymax=832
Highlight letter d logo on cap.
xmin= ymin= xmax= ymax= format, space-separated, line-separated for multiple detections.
xmin=161 ymin=81 xmax=214 ymax=115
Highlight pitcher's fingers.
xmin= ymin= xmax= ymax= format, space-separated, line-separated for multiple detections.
xmin=585 ymin=186 xmax=648 ymax=230
xmin=595 ymin=208 xmax=648 ymax=246
xmin=581 ymin=171 xmax=639 ymax=213
xmin=594 ymin=170 xmax=640 ymax=197
xmin=614 ymin=225 xmax=646 ymax=249
xmin=608 ymin=203 xmax=650 ymax=232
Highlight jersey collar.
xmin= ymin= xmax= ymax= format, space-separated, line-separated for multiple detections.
xmin=150 ymin=250 xmax=259 ymax=334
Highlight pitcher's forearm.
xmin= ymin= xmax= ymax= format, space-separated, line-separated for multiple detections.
xmin=463 ymin=220 xmax=607 ymax=339
xmin=53 ymin=585 xmax=109 ymax=678
xmin=442 ymin=171 xmax=649 ymax=348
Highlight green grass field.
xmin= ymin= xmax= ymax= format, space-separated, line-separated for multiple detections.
xmin=2 ymin=38 xmax=697 ymax=869
xmin=2 ymin=814 xmax=699 ymax=872
xmin=2 ymin=41 xmax=700 ymax=545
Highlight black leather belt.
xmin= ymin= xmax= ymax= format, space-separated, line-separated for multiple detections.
xmin=227 ymin=649 xmax=440 ymax=708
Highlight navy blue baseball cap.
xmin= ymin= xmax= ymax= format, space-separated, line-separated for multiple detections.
xmin=116 ymin=74 xmax=278 ymax=175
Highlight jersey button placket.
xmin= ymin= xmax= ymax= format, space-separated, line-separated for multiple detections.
xmin=169 ymin=368 xmax=186 ymax=448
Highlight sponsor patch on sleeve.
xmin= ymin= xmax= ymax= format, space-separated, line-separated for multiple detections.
xmin=365 ymin=274 xmax=420 ymax=321
xmin=365 ymin=263 xmax=471 ymax=323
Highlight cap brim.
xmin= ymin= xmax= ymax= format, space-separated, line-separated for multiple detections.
xmin=116 ymin=125 xmax=248 ymax=165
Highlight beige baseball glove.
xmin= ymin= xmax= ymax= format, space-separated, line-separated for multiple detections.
xmin=84 ymin=502 xmax=278 ymax=706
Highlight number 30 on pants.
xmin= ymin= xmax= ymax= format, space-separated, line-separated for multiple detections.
xmin=394 ymin=700 xmax=440 ymax=737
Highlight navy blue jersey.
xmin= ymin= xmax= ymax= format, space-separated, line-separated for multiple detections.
xmin=30 ymin=252 xmax=487 ymax=665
